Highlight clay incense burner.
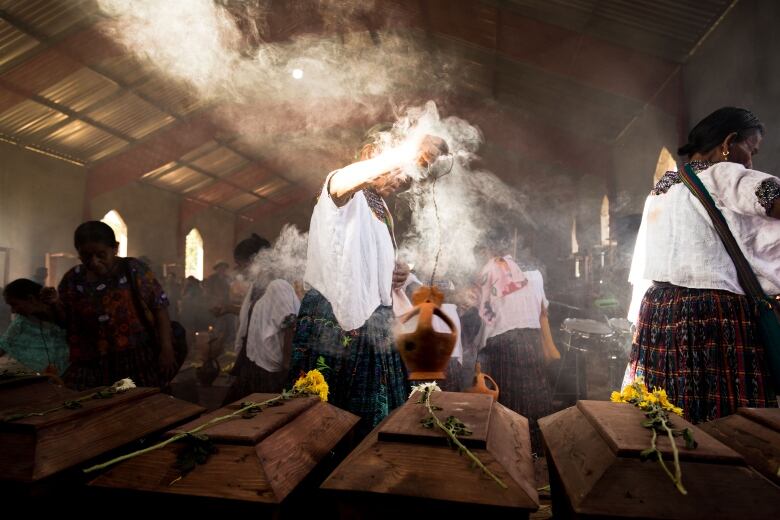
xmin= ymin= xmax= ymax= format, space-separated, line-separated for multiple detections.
xmin=396 ymin=285 xmax=458 ymax=380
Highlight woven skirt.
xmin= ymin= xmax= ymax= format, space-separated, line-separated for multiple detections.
xmin=288 ymin=289 xmax=409 ymax=437
xmin=478 ymin=327 xmax=553 ymax=454
xmin=625 ymin=284 xmax=777 ymax=423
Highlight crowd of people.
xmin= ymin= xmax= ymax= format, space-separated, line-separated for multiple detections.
xmin=1 ymin=106 xmax=777 ymax=451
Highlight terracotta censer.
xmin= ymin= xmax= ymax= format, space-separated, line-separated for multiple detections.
xmin=396 ymin=285 xmax=458 ymax=380
xmin=465 ymin=362 xmax=499 ymax=400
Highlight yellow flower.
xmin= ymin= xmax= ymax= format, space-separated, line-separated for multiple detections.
xmin=293 ymin=369 xmax=329 ymax=401
xmin=610 ymin=391 xmax=622 ymax=403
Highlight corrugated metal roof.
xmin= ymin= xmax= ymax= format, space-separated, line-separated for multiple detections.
xmin=3 ymin=0 xmax=98 ymax=39
xmin=86 ymin=91 xmax=175 ymax=140
xmin=135 ymin=75 xmax=203 ymax=117
xmin=0 ymin=19 xmax=39 ymax=68
xmin=39 ymin=119 xmax=128 ymax=161
xmin=253 ymin=178 xmax=289 ymax=198
xmin=221 ymin=192 xmax=261 ymax=211
xmin=189 ymin=146 xmax=248 ymax=177
xmin=140 ymin=160 xmax=178 ymax=181
xmin=145 ymin=165 xmax=214 ymax=193
xmin=38 ymin=67 xmax=119 ymax=112
xmin=180 ymin=140 xmax=220 ymax=163
xmin=0 ymin=98 xmax=67 ymax=138
xmin=94 ymin=54 xmax=152 ymax=86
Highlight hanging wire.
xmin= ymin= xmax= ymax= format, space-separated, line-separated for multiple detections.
xmin=427 ymin=154 xmax=454 ymax=287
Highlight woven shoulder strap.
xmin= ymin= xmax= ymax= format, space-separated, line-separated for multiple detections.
xmin=680 ymin=164 xmax=774 ymax=309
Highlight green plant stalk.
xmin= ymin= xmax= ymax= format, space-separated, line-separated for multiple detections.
xmin=648 ymin=405 xmax=687 ymax=495
xmin=83 ymin=395 xmax=285 ymax=474
xmin=4 ymin=390 xmax=109 ymax=422
xmin=423 ymin=390 xmax=507 ymax=489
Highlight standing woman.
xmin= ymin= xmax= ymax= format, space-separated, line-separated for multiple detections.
xmin=475 ymin=245 xmax=553 ymax=454
xmin=49 ymin=221 xmax=177 ymax=389
xmin=627 ymin=107 xmax=780 ymax=422
xmin=289 ymin=132 xmax=447 ymax=435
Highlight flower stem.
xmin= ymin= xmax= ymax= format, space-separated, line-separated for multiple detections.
xmin=659 ymin=412 xmax=687 ymax=495
xmin=424 ymin=390 xmax=507 ymax=489
xmin=83 ymin=396 xmax=284 ymax=474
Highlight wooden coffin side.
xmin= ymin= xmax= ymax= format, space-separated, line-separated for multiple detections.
xmin=485 ymin=402 xmax=538 ymax=509
xmin=323 ymin=403 xmax=537 ymax=510
xmin=256 ymin=401 xmax=359 ymax=502
xmin=576 ymin=458 xmax=780 ymax=519
xmin=576 ymin=400 xmax=743 ymax=465
xmin=90 ymin=444 xmax=277 ymax=503
xmin=0 ymin=430 xmax=38 ymax=481
xmin=538 ymin=405 xmax=616 ymax=511
xmin=699 ymin=412 xmax=780 ymax=486
xmin=32 ymin=392 xmax=204 ymax=481
xmin=541 ymin=403 xmax=780 ymax=519
xmin=738 ymin=407 xmax=780 ymax=432
xmin=0 ymin=377 xmax=73 ymax=409
xmin=91 ymin=401 xmax=358 ymax=504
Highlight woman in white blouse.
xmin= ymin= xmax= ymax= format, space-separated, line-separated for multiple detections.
xmin=289 ymin=131 xmax=447 ymax=435
xmin=627 ymin=107 xmax=780 ymax=422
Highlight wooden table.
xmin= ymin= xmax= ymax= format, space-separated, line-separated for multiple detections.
xmin=539 ymin=400 xmax=780 ymax=519
xmin=699 ymin=407 xmax=780 ymax=487
xmin=322 ymin=391 xmax=539 ymax=519
xmin=89 ymin=393 xmax=359 ymax=515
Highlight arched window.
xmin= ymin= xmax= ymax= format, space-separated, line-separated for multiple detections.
xmin=101 ymin=210 xmax=128 ymax=257
xmin=600 ymin=195 xmax=610 ymax=246
xmin=653 ymin=146 xmax=678 ymax=185
xmin=185 ymin=228 xmax=204 ymax=280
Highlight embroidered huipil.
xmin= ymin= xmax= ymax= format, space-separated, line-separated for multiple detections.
xmin=628 ymin=161 xmax=780 ymax=321
xmin=304 ymin=171 xmax=395 ymax=331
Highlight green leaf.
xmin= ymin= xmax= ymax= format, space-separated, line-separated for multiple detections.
xmin=639 ymin=447 xmax=656 ymax=461
xmin=683 ymin=428 xmax=697 ymax=449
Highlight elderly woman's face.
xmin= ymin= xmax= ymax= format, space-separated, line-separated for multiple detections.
xmin=729 ymin=132 xmax=762 ymax=169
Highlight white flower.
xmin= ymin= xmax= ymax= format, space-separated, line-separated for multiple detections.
xmin=409 ymin=381 xmax=441 ymax=398
xmin=111 ymin=378 xmax=136 ymax=392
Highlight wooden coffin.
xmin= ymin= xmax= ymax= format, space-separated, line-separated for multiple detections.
xmin=0 ymin=386 xmax=204 ymax=483
xmin=321 ymin=391 xmax=539 ymax=519
xmin=0 ymin=374 xmax=68 ymax=410
xmin=699 ymin=407 xmax=780 ymax=486
xmin=89 ymin=393 xmax=359 ymax=510
xmin=539 ymin=400 xmax=780 ymax=519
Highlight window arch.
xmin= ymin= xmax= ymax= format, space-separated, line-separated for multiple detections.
xmin=185 ymin=228 xmax=204 ymax=280
xmin=653 ymin=146 xmax=678 ymax=185
xmin=101 ymin=210 xmax=128 ymax=257
xmin=600 ymin=195 xmax=610 ymax=246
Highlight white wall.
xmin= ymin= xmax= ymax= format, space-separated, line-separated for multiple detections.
xmin=0 ymin=142 xmax=86 ymax=284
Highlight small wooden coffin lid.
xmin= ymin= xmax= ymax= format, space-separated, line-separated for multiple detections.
xmin=0 ymin=387 xmax=158 ymax=430
xmin=577 ymin=400 xmax=744 ymax=465
xmin=377 ymin=391 xmax=492 ymax=449
xmin=168 ymin=393 xmax=319 ymax=444
xmin=738 ymin=407 xmax=780 ymax=431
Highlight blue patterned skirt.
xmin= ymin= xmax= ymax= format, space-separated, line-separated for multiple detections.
xmin=289 ymin=289 xmax=409 ymax=436
xmin=626 ymin=284 xmax=777 ymax=423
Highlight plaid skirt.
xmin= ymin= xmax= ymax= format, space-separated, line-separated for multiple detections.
xmin=478 ymin=327 xmax=552 ymax=454
xmin=625 ymin=284 xmax=777 ymax=423
xmin=288 ymin=289 xmax=409 ymax=437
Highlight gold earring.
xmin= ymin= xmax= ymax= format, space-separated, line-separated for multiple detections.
xmin=722 ymin=149 xmax=730 ymax=159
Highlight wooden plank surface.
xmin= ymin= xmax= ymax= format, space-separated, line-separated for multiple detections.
xmin=0 ymin=387 xmax=159 ymax=429
xmin=486 ymin=402 xmax=537 ymax=507
xmin=539 ymin=406 xmax=615 ymax=505
xmin=576 ymin=400 xmax=743 ymax=464
xmin=0 ymin=378 xmax=75 ymax=410
xmin=27 ymin=393 xmax=202 ymax=481
xmin=700 ymin=413 xmax=780 ymax=486
xmin=257 ymin=401 xmax=359 ymax=502
xmin=377 ymin=391 xmax=493 ymax=448
xmin=168 ymin=394 xmax=318 ymax=444
xmin=739 ymin=407 xmax=780 ymax=432
xmin=90 ymin=444 xmax=277 ymax=503
xmin=577 ymin=458 xmax=780 ymax=518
